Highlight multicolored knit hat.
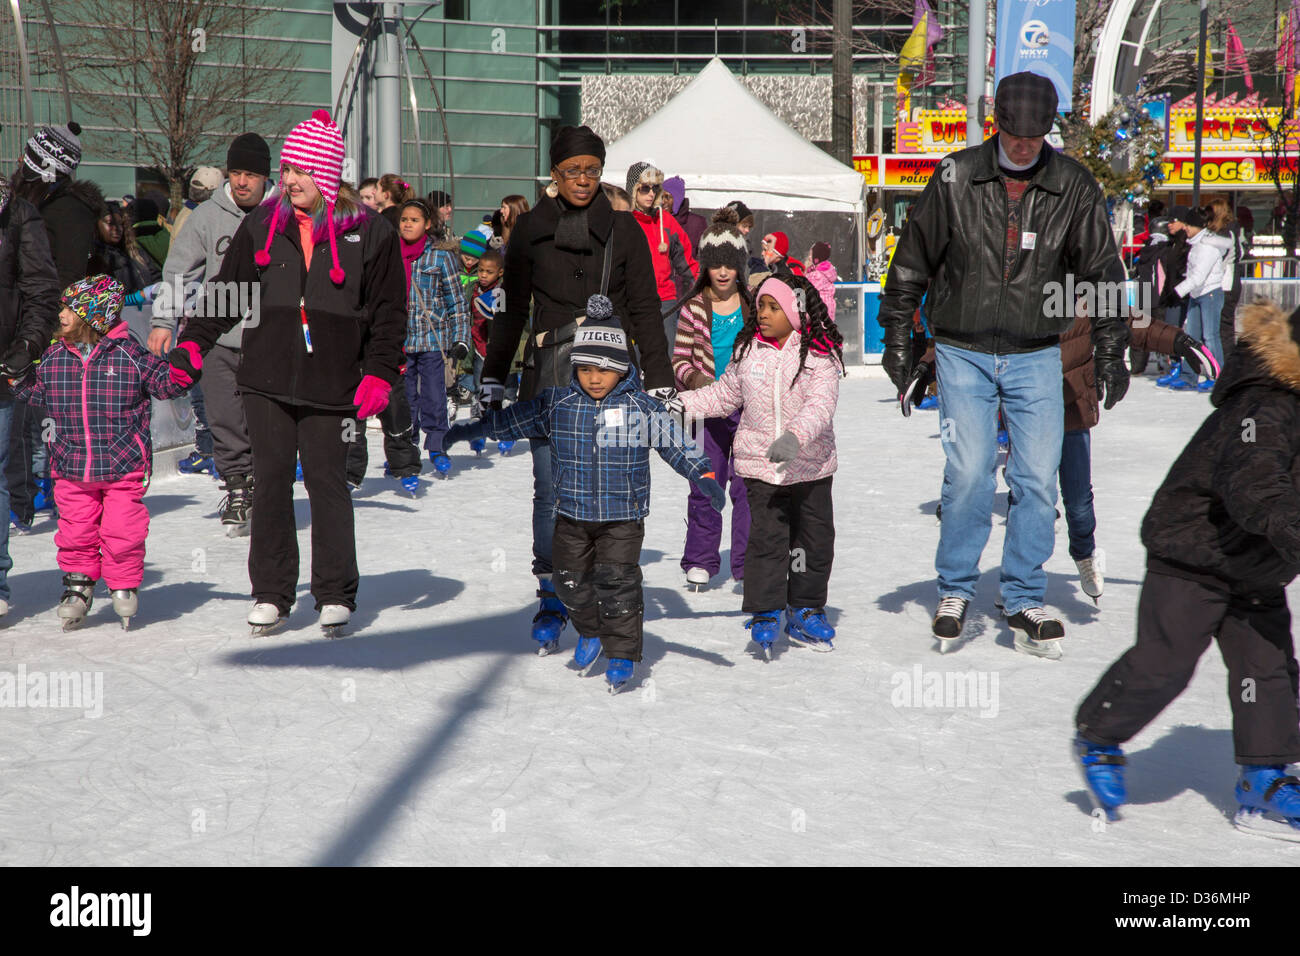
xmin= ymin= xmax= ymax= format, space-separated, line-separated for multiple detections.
xmin=23 ymin=121 xmax=82 ymax=179
xmin=256 ymin=109 xmax=348 ymax=283
xmin=62 ymin=274 xmax=124 ymax=334
xmin=460 ymin=225 xmax=492 ymax=258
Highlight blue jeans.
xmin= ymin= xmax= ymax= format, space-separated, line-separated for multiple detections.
xmin=0 ymin=398 xmax=14 ymax=599
xmin=935 ymin=344 xmax=1064 ymax=615
xmin=1180 ymin=289 xmax=1225 ymax=385
xmin=190 ymin=380 xmax=214 ymax=456
xmin=1058 ymin=429 xmax=1096 ymax=561
xmin=530 ymin=437 xmax=555 ymax=576
xmin=405 ymin=350 xmax=449 ymax=453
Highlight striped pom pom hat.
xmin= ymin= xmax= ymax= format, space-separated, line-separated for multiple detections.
xmin=256 ymin=109 xmax=348 ymax=283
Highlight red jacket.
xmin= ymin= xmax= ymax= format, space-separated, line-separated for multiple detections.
xmin=631 ymin=207 xmax=698 ymax=301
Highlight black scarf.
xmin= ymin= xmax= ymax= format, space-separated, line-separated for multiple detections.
xmin=553 ymin=195 xmax=592 ymax=253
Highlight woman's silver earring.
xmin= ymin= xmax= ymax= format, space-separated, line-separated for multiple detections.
xmin=545 ymin=180 xmax=559 ymax=198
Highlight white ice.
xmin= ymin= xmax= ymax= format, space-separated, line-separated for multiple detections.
xmin=1 ymin=371 xmax=1296 ymax=865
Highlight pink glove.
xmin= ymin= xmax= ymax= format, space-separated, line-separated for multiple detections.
xmin=168 ymin=341 xmax=203 ymax=388
xmin=353 ymin=374 xmax=392 ymax=419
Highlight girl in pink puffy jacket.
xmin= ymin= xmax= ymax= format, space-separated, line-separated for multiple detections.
xmin=679 ymin=273 xmax=844 ymax=658
xmin=805 ymin=241 xmax=838 ymax=325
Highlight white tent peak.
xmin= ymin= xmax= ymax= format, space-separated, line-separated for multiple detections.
xmin=603 ymin=56 xmax=866 ymax=214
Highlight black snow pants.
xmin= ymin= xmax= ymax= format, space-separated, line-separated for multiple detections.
xmin=552 ymin=515 xmax=645 ymax=661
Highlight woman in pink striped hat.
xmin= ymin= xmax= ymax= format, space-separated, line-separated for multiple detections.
xmin=170 ymin=109 xmax=407 ymax=638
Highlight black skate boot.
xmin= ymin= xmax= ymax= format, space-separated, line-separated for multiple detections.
xmin=219 ymin=475 xmax=253 ymax=537
xmin=932 ymin=596 xmax=969 ymax=648
xmin=1007 ymin=607 xmax=1065 ymax=660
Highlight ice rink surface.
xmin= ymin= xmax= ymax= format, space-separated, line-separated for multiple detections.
xmin=2 ymin=372 xmax=1296 ymax=865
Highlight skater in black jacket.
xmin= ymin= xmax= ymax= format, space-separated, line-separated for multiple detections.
xmin=1075 ymin=300 xmax=1300 ymax=839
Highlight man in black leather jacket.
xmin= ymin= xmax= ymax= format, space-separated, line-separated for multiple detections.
xmin=879 ymin=71 xmax=1131 ymax=650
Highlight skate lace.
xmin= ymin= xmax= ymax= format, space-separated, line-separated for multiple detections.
xmin=1020 ymin=607 xmax=1053 ymax=624
xmin=936 ymin=596 xmax=967 ymax=618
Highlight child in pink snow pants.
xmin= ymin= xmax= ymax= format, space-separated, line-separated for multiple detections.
xmin=10 ymin=275 xmax=188 ymax=625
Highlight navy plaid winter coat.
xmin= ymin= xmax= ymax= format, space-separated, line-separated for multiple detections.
xmin=12 ymin=323 xmax=187 ymax=483
xmin=481 ymin=367 xmax=710 ymax=522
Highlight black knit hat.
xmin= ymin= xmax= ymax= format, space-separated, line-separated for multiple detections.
xmin=571 ymin=295 xmax=630 ymax=374
xmin=724 ymin=199 xmax=753 ymax=223
xmin=227 ymin=132 xmax=271 ymax=177
xmin=994 ymin=72 xmax=1058 ymax=137
xmin=550 ymin=125 xmax=605 ymax=169
xmin=1169 ymin=205 xmax=1207 ymax=229
xmin=23 ymin=121 xmax=81 ymax=179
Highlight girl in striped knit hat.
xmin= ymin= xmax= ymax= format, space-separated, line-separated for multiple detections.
xmin=625 ymin=161 xmax=698 ymax=358
xmin=170 ymin=109 xmax=408 ymax=638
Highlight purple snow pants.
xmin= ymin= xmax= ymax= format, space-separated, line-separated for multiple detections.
xmin=681 ymin=410 xmax=750 ymax=579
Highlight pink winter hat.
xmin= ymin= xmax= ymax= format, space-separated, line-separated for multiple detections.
xmin=280 ymin=109 xmax=345 ymax=205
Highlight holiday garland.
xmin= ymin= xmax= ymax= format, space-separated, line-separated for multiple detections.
xmin=1063 ymin=98 xmax=1166 ymax=205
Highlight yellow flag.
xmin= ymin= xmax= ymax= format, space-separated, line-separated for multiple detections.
xmin=899 ymin=12 xmax=929 ymax=73
xmin=896 ymin=73 xmax=913 ymax=123
xmin=1203 ymin=31 xmax=1214 ymax=91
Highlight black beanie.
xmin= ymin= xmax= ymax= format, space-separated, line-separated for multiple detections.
xmin=550 ymin=125 xmax=605 ymax=169
xmin=227 ymin=132 xmax=271 ymax=178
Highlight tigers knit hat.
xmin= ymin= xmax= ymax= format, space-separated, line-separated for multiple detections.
xmin=570 ymin=295 xmax=630 ymax=374
xmin=23 ymin=121 xmax=82 ymax=179
xmin=62 ymin=274 xmax=124 ymax=334
xmin=257 ymin=109 xmax=347 ymax=283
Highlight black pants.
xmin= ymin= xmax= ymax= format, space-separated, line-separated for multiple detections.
xmin=243 ymin=392 xmax=357 ymax=613
xmin=742 ymin=475 xmax=834 ymax=614
xmin=1077 ymin=570 xmax=1300 ymax=765
xmin=345 ymin=385 xmax=421 ymax=484
xmin=552 ymin=514 xmax=645 ymax=661
xmin=1220 ymin=286 xmax=1240 ymax=368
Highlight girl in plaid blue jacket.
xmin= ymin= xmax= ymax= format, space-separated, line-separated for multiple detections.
xmin=399 ymin=199 xmax=470 ymax=463
xmin=443 ymin=296 xmax=723 ymax=692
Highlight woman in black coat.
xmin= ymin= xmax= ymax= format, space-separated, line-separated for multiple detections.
xmin=172 ymin=111 xmax=406 ymax=637
xmin=478 ymin=125 xmax=673 ymax=650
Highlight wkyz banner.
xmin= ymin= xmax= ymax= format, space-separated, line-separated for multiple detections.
xmin=995 ymin=0 xmax=1076 ymax=114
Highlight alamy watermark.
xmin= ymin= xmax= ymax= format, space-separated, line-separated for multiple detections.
xmin=0 ymin=664 xmax=103 ymax=718
xmin=1042 ymin=275 xmax=1156 ymax=325
xmin=153 ymin=277 xmax=261 ymax=328
xmin=890 ymin=664 xmax=999 ymax=718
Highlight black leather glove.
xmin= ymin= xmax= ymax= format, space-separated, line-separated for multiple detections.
xmin=0 ymin=339 xmax=39 ymax=380
xmin=881 ymin=321 xmax=913 ymax=393
xmin=899 ymin=358 xmax=934 ymax=418
xmin=1092 ymin=319 xmax=1131 ymax=411
xmin=449 ymin=341 xmax=470 ymax=363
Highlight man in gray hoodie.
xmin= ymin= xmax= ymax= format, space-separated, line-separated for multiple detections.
xmin=150 ymin=133 xmax=271 ymax=535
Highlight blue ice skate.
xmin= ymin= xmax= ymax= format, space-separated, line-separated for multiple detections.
xmin=469 ymin=436 xmax=487 ymax=455
xmin=430 ymin=452 xmax=452 ymax=477
xmin=1074 ymin=736 xmax=1126 ymax=821
xmin=295 ymin=459 xmax=303 ymax=482
xmin=573 ymin=636 xmax=603 ymax=674
xmin=745 ymin=611 xmax=782 ymax=660
xmin=33 ymin=476 xmax=54 ymax=512
xmin=1155 ymin=361 xmax=1182 ymax=387
xmin=917 ymin=394 xmax=938 ymax=411
xmin=532 ymin=578 xmax=568 ymax=655
xmin=178 ymin=450 xmax=216 ymax=476
xmin=1234 ymin=766 xmax=1300 ymax=841
xmin=497 ymin=440 xmax=516 ymax=455
xmin=785 ymin=607 xmax=835 ymax=652
xmin=400 ymin=474 xmax=419 ymax=494
xmin=606 ymin=657 xmax=634 ymax=693
xmin=9 ymin=510 xmax=30 ymax=534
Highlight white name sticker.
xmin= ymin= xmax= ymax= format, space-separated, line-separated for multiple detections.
xmin=1021 ymin=231 xmax=1037 ymax=250
xmin=603 ymin=406 xmax=624 ymax=428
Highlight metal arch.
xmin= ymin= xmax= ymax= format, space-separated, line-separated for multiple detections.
xmin=1090 ymin=0 xmax=1157 ymax=123
xmin=332 ymin=6 xmax=383 ymax=139
xmin=397 ymin=18 xmax=424 ymax=191
xmin=400 ymin=3 xmax=454 ymax=201
xmin=9 ymin=0 xmax=35 ymax=142
xmin=403 ymin=27 xmax=454 ymax=201
xmin=34 ymin=0 xmax=71 ymax=123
